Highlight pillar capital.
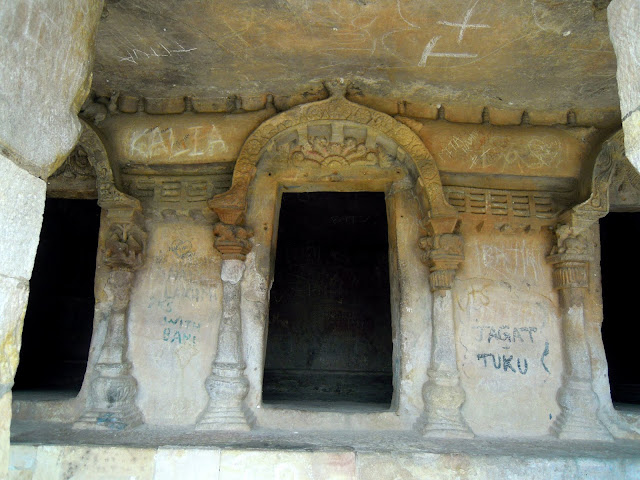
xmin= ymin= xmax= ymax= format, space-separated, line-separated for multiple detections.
xmin=213 ymin=223 xmax=252 ymax=261
xmin=546 ymin=225 xmax=590 ymax=290
xmin=419 ymin=232 xmax=464 ymax=291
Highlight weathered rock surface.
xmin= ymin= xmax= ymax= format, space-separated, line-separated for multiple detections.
xmin=93 ymin=0 xmax=618 ymax=122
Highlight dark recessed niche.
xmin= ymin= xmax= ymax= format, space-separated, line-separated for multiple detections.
xmin=13 ymin=198 xmax=101 ymax=393
xmin=600 ymin=212 xmax=640 ymax=404
xmin=262 ymin=191 xmax=393 ymax=409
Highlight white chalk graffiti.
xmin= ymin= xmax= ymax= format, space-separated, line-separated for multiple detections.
xmin=439 ymin=132 xmax=563 ymax=172
xmin=118 ymin=42 xmax=197 ymax=64
xmin=475 ymin=240 xmax=542 ymax=283
xmin=417 ymin=0 xmax=490 ymax=66
xmin=437 ymin=0 xmax=490 ymax=44
xmin=129 ymin=125 xmax=228 ymax=160
xmin=418 ymin=35 xmax=477 ymax=67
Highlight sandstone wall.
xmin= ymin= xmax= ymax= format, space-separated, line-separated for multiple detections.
xmin=0 ymin=0 xmax=102 ymax=474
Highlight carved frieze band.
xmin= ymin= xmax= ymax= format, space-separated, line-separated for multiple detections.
xmin=123 ymin=176 xmax=231 ymax=204
xmin=550 ymin=262 xmax=588 ymax=290
xmin=444 ymin=187 xmax=562 ymax=220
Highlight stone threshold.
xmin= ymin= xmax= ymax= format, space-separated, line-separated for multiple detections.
xmin=9 ymin=437 xmax=640 ymax=479
xmin=10 ymin=421 xmax=640 ymax=459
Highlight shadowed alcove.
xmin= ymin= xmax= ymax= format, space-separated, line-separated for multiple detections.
xmin=262 ymin=191 xmax=393 ymax=409
xmin=13 ymin=198 xmax=100 ymax=397
xmin=600 ymin=212 xmax=640 ymax=405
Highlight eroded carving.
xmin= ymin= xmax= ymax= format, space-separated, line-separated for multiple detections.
xmin=51 ymin=145 xmax=96 ymax=179
xmin=196 ymin=259 xmax=252 ymax=431
xmin=445 ymin=187 xmax=562 ymax=220
xmin=104 ymin=220 xmax=146 ymax=269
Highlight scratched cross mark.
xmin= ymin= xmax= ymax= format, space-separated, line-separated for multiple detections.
xmin=418 ymin=36 xmax=477 ymax=67
xmin=418 ymin=0 xmax=490 ymax=67
xmin=437 ymin=0 xmax=490 ymax=44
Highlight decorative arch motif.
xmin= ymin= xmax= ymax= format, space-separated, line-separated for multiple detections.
xmin=77 ymin=119 xmax=139 ymax=211
xmin=556 ymin=129 xmax=625 ymax=237
xmin=209 ymin=82 xmax=456 ymax=225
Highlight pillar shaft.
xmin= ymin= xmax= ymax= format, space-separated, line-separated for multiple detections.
xmin=74 ymin=217 xmax=145 ymax=431
xmin=419 ymin=231 xmax=473 ymax=438
xmin=196 ymin=224 xmax=253 ymax=431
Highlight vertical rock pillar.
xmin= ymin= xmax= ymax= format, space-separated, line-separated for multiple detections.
xmin=419 ymin=219 xmax=473 ymax=438
xmin=196 ymin=223 xmax=253 ymax=431
xmin=74 ymin=208 xmax=145 ymax=430
xmin=547 ymin=225 xmax=612 ymax=441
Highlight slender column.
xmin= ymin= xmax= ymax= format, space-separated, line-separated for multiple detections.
xmin=547 ymin=226 xmax=612 ymax=441
xmin=74 ymin=211 xmax=145 ymax=430
xmin=196 ymin=223 xmax=253 ymax=431
xmin=419 ymin=229 xmax=473 ymax=438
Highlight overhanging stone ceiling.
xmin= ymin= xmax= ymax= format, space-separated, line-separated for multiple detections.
xmin=92 ymin=0 xmax=619 ymax=125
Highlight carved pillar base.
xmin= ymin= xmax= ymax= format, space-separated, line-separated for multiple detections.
xmin=551 ymin=380 xmax=613 ymax=441
xmin=195 ymin=366 xmax=253 ymax=431
xmin=73 ymin=363 xmax=142 ymax=431
xmin=421 ymin=370 xmax=474 ymax=439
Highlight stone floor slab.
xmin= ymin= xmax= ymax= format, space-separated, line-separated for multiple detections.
xmin=219 ymin=450 xmax=356 ymax=480
xmin=154 ymin=448 xmax=221 ymax=480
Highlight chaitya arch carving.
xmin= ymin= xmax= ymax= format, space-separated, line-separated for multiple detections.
xmin=209 ymin=82 xmax=456 ymax=227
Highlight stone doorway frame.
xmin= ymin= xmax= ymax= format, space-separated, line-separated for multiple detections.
xmin=199 ymin=82 xmax=473 ymax=436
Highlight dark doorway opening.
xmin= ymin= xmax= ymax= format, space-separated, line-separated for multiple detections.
xmin=13 ymin=198 xmax=101 ymax=395
xmin=600 ymin=212 xmax=640 ymax=404
xmin=263 ymin=192 xmax=393 ymax=410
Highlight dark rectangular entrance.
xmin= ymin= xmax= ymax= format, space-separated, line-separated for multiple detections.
xmin=600 ymin=212 xmax=640 ymax=405
xmin=263 ymin=191 xmax=393 ymax=409
xmin=13 ymin=198 xmax=100 ymax=396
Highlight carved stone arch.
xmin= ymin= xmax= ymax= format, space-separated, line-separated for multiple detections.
xmin=209 ymin=84 xmax=456 ymax=227
xmin=558 ymin=129 xmax=625 ymax=235
xmin=77 ymin=119 xmax=140 ymax=211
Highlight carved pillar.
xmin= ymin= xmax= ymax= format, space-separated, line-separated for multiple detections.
xmin=546 ymin=225 xmax=612 ymax=441
xmin=419 ymin=220 xmax=473 ymax=438
xmin=196 ymin=223 xmax=253 ymax=431
xmin=74 ymin=208 xmax=145 ymax=430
